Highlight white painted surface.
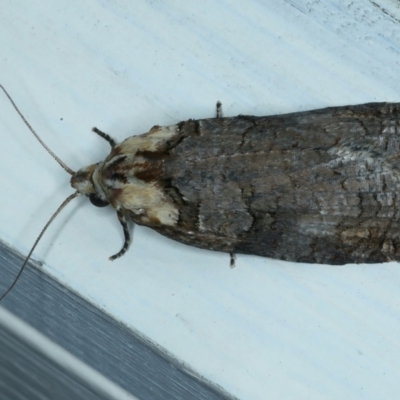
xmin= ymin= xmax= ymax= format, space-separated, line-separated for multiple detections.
xmin=1 ymin=0 xmax=400 ymax=398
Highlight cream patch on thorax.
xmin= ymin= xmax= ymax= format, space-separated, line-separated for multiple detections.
xmin=114 ymin=124 xmax=179 ymax=155
xmin=115 ymin=180 xmax=179 ymax=226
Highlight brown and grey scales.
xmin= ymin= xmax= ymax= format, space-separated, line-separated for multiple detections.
xmin=125 ymin=103 xmax=400 ymax=265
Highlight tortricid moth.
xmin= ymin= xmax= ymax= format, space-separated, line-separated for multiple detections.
xmin=2 ymin=84 xmax=400 ymax=300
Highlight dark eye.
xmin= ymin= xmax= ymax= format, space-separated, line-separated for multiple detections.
xmin=89 ymin=193 xmax=109 ymax=207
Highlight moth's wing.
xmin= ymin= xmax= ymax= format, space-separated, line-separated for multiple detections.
xmin=161 ymin=103 xmax=400 ymax=264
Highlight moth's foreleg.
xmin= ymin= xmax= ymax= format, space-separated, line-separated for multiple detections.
xmin=92 ymin=127 xmax=117 ymax=148
xmin=216 ymin=101 xmax=222 ymax=118
xmin=109 ymin=211 xmax=131 ymax=261
xmin=230 ymin=252 xmax=236 ymax=268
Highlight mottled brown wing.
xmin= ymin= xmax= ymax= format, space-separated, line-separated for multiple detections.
xmin=152 ymin=103 xmax=400 ymax=264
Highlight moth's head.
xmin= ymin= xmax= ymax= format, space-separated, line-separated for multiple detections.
xmin=70 ymin=163 xmax=110 ymax=207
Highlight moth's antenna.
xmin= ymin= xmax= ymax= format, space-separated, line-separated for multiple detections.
xmin=0 ymin=192 xmax=79 ymax=302
xmin=0 ymin=84 xmax=75 ymax=175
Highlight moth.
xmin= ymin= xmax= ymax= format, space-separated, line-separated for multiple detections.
xmin=1 ymin=85 xmax=400 ymax=300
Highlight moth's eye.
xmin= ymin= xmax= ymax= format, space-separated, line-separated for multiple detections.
xmin=89 ymin=193 xmax=109 ymax=207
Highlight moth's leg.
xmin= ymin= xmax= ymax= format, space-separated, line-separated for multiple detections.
xmin=230 ymin=252 xmax=236 ymax=268
xmin=92 ymin=127 xmax=117 ymax=148
xmin=109 ymin=211 xmax=131 ymax=261
xmin=216 ymin=101 xmax=223 ymax=118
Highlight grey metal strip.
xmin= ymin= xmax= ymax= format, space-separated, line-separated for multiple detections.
xmin=0 ymin=241 xmax=236 ymax=400
xmin=0 ymin=307 xmax=137 ymax=400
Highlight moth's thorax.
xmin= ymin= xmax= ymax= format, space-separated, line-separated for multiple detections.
xmin=76 ymin=124 xmax=181 ymax=227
